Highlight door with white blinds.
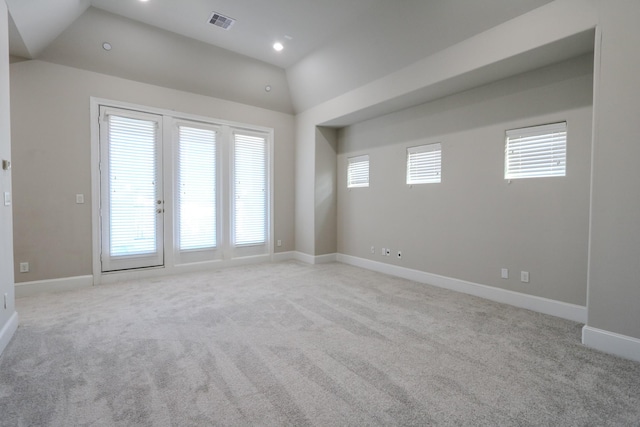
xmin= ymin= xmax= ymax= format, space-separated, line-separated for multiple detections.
xmin=99 ymin=107 xmax=164 ymax=272
xmin=233 ymin=132 xmax=268 ymax=253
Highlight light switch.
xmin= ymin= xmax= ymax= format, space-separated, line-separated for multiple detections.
xmin=3 ymin=192 xmax=10 ymax=206
xmin=76 ymin=194 xmax=85 ymax=204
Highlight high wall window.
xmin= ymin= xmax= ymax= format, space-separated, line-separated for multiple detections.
xmin=505 ymin=122 xmax=567 ymax=179
xmin=406 ymin=143 xmax=442 ymax=184
xmin=347 ymin=155 xmax=370 ymax=188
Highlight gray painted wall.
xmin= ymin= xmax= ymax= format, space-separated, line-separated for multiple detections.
xmin=337 ymin=56 xmax=593 ymax=306
xmin=10 ymin=60 xmax=294 ymax=283
xmin=315 ymin=127 xmax=338 ymax=255
xmin=0 ymin=1 xmax=16 ymax=352
xmin=587 ymin=1 xmax=640 ymax=339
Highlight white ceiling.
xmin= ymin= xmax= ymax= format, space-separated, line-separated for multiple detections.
xmin=7 ymin=0 xmax=381 ymax=68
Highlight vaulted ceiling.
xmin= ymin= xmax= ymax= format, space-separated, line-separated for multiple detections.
xmin=7 ymin=0 xmax=380 ymax=68
xmin=7 ymin=0 xmax=587 ymax=116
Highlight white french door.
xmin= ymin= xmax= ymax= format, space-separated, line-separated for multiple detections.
xmin=93 ymin=99 xmax=273 ymax=277
xmin=99 ymin=107 xmax=164 ymax=272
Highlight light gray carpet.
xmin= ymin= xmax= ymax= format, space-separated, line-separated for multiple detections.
xmin=1 ymin=261 xmax=639 ymax=426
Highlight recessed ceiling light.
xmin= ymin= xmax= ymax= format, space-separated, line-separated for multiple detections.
xmin=102 ymin=42 xmax=112 ymax=51
xmin=273 ymin=42 xmax=284 ymax=52
xmin=265 ymin=85 xmax=272 ymax=92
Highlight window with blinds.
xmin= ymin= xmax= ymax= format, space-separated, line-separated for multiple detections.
xmin=107 ymin=114 xmax=159 ymax=257
xmin=178 ymin=125 xmax=217 ymax=251
xmin=505 ymin=122 xmax=567 ymax=179
xmin=347 ymin=155 xmax=369 ymax=188
xmin=407 ymin=143 xmax=441 ymax=184
xmin=234 ymin=133 xmax=267 ymax=246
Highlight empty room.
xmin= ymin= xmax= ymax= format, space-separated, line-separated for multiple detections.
xmin=1 ymin=0 xmax=640 ymax=425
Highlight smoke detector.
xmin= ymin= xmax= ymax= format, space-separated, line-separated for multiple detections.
xmin=208 ymin=12 xmax=236 ymax=30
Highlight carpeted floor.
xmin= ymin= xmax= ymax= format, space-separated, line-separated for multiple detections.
xmin=1 ymin=261 xmax=639 ymax=426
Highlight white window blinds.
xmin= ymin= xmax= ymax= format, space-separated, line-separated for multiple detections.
xmin=347 ymin=155 xmax=369 ymax=188
xmin=178 ymin=125 xmax=217 ymax=251
xmin=234 ymin=133 xmax=267 ymax=246
xmin=505 ymin=122 xmax=567 ymax=179
xmin=107 ymin=114 xmax=159 ymax=257
xmin=407 ymin=143 xmax=441 ymax=184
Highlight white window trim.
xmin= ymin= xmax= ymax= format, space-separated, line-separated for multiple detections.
xmin=505 ymin=121 xmax=567 ymax=180
xmin=347 ymin=154 xmax=370 ymax=188
xmin=406 ymin=142 xmax=442 ymax=185
xmin=90 ymin=97 xmax=274 ymax=284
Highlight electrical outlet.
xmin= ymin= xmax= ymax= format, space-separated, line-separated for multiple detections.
xmin=521 ymin=271 xmax=529 ymax=283
xmin=501 ymin=268 xmax=509 ymax=279
xmin=381 ymin=248 xmax=386 ymax=256
xmin=76 ymin=194 xmax=85 ymax=204
xmin=277 ymin=239 xmax=282 ymax=247
xmin=370 ymin=246 xmax=375 ymax=254
xmin=19 ymin=262 xmax=29 ymax=273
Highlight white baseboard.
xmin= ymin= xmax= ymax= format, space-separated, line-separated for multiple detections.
xmin=98 ymin=254 xmax=274 ymax=285
xmin=0 ymin=311 xmax=19 ymax=356
xmin=582 ymin=325 xmax=640 ymax=363
xmin=337 ymin=254 xmax=587 ymax=323
xmin=294 ymin=251 xmax=337 ymax=265
xmin=15 ymin=275 xmax=94 ymax=298
xmin=272 ymin=251 xmax=295 ymax=262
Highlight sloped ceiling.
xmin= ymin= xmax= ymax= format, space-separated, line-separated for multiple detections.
xmin=6 ymin=0 xmax=90 ymax=58
xmin=37 ymin=8 xmax=294 ymax=114
xmin=7 ymin=0 xmax=592 ymax=117
xmin=7 ymin=0 xmax=379 ymax=68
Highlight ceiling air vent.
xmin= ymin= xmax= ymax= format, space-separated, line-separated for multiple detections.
xmin=208 ymin=12 xmax=236 ymax=30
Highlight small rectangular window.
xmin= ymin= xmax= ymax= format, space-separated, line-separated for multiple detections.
xmin=505 ymin=122 xmax=567 ymax=179
xmin=407 ymin=143 xmax=441 ymax=184
xmin=347 ymin=155 xmax=369 ymax=188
